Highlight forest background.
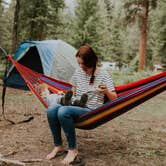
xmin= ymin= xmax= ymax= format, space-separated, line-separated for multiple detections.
xmin=0 ymin=0 xmax=166 ymax=74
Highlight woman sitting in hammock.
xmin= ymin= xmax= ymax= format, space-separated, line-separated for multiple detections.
xmin=46 ymin=45 xmax=117 ymax=165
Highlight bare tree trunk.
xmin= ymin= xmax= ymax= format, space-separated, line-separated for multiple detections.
xmin=138 ymin=0 xmax=149 ymax=71
xmin=11 ymin=0 xmax=20 ymax=54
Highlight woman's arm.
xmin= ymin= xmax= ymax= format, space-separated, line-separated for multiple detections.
xmin=105 ymin=89 xmax=118 ymax=101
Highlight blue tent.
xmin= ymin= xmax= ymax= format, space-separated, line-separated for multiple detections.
xmin=6 ymin=40 xmax=78 ymax=89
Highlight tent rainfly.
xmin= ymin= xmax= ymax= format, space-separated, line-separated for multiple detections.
xmin=5 ymin=40 xmax=78 ymax=89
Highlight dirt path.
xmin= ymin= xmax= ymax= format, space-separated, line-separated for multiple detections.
xmin=0 ymin=87 xmax=166 ymax=166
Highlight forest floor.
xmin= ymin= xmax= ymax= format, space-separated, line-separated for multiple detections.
xmin=0 ymin=86 xmax=166 ymax=166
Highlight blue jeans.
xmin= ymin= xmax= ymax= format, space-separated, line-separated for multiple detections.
xmin=46 ymin=104 xmax=90 ymax=149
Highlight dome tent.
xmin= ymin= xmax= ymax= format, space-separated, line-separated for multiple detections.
xmin=6 ymin=40 xmax=78 ymax=89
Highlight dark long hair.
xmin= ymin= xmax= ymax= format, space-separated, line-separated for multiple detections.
xmin=76 ymin=45 xmax=98 ymax=84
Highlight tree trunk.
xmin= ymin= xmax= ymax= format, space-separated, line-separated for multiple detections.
xmin=11 ymin=0 xmax=20 ymax=54
xmin=138 ymin=1 xmax=149 ymax=71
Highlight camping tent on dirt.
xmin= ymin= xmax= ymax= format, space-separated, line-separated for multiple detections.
xmin=5 ymin=40 xmax=78 ymax=89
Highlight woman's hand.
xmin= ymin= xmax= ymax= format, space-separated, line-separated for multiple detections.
xmin=97 ymin=84 xmax=108 ymax=93
xmin=98 ymin=83 xmax=117 ymax=100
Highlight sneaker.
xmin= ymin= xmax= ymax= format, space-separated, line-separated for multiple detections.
xmin=72 ymin=99 xmax=80 ymax=106
xmin=61 ymin=91 xmax=73 ymax=105
xmin=78 ymin=93 xmax=88 ymax=107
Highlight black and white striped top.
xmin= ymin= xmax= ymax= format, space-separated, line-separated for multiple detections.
xmin=70 ymin=68 xmax=115 ymax=109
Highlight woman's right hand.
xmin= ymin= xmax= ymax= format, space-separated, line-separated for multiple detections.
xmin=97 ymin=84 xmax=107 ymax=93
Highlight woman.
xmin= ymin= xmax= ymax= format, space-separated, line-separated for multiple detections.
xmin=46 ymin=45 xmax=117 ymax=165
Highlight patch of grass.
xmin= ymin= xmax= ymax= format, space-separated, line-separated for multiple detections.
xmin=110 ymin=69 xmax=158 ymax=85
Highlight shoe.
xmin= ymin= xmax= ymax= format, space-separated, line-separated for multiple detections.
xmin=72 ymin=99 xmax=81 ymax=106
xmin=61 ymin=91 xmax=73 ymax=105
xmin=79 ymin=93 xmax=88 ymax=107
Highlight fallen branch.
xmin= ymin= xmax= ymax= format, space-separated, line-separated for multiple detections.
xmin=0 ymin=152 xmax=43 ymax=165
xmin=22 ymin=158 xmax=43 ymax=163
xmin=0 ymin=156 xmax=25 ymax=166
xmin=17 ymin=116 xmax=34 ymax=124
xmin=3 ymin=150 xmax=18 ymax=157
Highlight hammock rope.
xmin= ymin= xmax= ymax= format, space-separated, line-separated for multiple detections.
xmin=3 ymin=55 xmax=166 ymax=129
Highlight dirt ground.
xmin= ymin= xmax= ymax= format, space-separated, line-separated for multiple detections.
xmin=0 ymin=86 xmax=166 ymax=166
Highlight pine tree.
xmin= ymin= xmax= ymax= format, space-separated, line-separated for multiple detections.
xmin=45 ymin=0 xmax=65 ymax=39
xmin=72 ymin=0 xmax=102 ymax=55
xmin=11 ymin=0 xmax=20 ymax=53
xmin=148 ymin=0 xmax=166 ymax=69
xmin=104 ymin=2 xmax=125 ymax=67
xmin=97 ymin=0 xmax=113 ymax=60
xmin=0 ymin=0 xmax=4 ymax=46
xmin=158 ymin=1 xmax=166 ymax=69
xmin=124 ymin=0 xmax=157 ymax=71
xmin=18 ymin=0 xmax=65 ymax=41
xmin=0 ymin=0 xmax=13 ymax=52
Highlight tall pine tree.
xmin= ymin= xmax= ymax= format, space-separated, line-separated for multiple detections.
xmin=148 ymin=0 xmax=166 ymax=69
xmin=72 ymin=0 xmax=102 ymax=55
xmin=97 ymin=0 xmax=113 ymax=60
xmin=18 ymin=0 xmax=65 ymax=41
xmin=11 ymin=0 xmax=20 ymax=53
xmin=0 ymin=0 xmax=13 ymax=52
xmin=124 ymin=0 xmax=157 ymax=71
xmin=0 ymin=0 xmax=4 ymax=46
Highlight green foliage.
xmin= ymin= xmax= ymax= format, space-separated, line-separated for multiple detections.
xmin=58 ymin=11 xmax=76 ymax=45
xmin=18 ymin=0 xmax=65 ymax=41
xmin=157 ymin=1 xmax=166 ymax=69
xmin=97 ymin=0 xmax=114 ymax=60
xmin=45 ymin=0 xmax=65 ymax=39
xmin=0 ymin=1 xmax=4 ymax=45
xmin=123 ymin=0 xmax=161 ymax=70
xmin=110 ymin=69 xmax=158 ymax=85
xmin=71 ymin=0 xmax=103 ymax=55
xmin=147 ymin=0 xmax=166 ymax=69
xmin=0 ymin=0 xmax=165 ymax=71
xmin=0 ymin=1 xmax=13 ymax=51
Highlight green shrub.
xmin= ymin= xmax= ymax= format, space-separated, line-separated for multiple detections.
xmin=110 ymin=69 xmax=158 ymax=85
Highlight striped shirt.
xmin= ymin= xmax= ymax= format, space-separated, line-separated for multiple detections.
xmin=70 ymin=68 xmax=115 ymax=110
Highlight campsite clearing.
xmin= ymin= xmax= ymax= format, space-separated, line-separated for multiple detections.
xmin=0 ymin=86 xmax=166 ymax=166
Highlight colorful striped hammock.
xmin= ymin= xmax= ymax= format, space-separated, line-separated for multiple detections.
xmin=6 ymin=55 xmax=166 ymax=130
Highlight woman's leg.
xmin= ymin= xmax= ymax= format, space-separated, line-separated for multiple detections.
xmin=47 ymin=104 xmax=62 ymax=146
xmin=46 ymin=104 xmax=65 ymax=159
xmin=58 ymin=106 xmax=90 ymax=164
